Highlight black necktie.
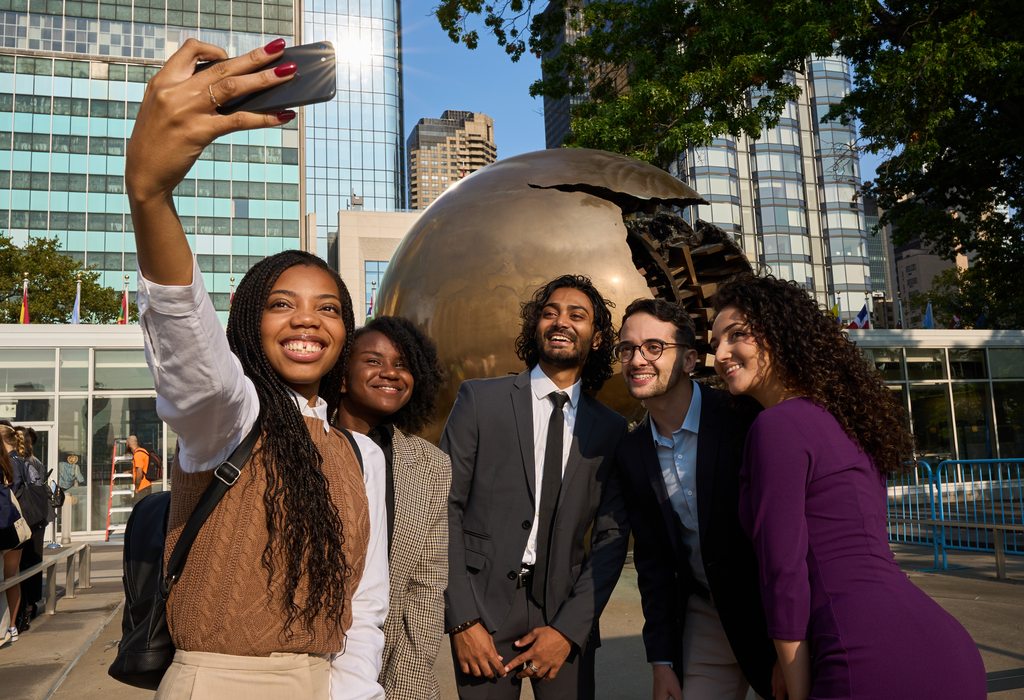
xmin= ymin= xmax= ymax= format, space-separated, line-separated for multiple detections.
xmin=532 ymin=391 xmax=569 ymax=609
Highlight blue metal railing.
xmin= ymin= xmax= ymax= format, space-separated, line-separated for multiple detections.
xmin=932 ymin=459 xmax=1023 ymax=555
xmin=887 ymin=459 xmax=1024 ymax=571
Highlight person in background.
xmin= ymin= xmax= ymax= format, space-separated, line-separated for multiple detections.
xmin=0 ymin=425 xmax=27 ymax=641
xmin=1 ymin=446 xmax=20 ymax=645
xmin=334 ymin=315 xmax=451 ymax=700
xmin=127 ymin=436 xmax=152 ymax=504
xmin=710 ymin=273 xmax=986 ymax=700
xmin=12 ymin=427 xmax=44 ymax=628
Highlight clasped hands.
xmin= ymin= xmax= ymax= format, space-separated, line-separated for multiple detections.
xmin=452 ymin=623 xmax=573 ymax=682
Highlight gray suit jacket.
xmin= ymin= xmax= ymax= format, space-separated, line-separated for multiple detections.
xmin=440 ymin=370 xmax=630 ymax=650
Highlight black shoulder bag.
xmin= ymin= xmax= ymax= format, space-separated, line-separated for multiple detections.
xmin=108 ymin=421 xmax=261 ymax=689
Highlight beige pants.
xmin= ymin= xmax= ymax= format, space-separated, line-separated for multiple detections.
xmin=155 ymin=650 xmax=330 ymax=700
xmin=681 ymin=595 xmax=761 ymax=700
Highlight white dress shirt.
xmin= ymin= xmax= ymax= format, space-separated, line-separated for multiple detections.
xmin=651 ymin=380 xmax=707 ymax=588
xmin=523 ymin=363 xmax=581 ymax=566
xmin=136 ymin=259 xmax=388 ymax=700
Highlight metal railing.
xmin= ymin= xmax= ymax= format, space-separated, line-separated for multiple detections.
xmin=0 ymin=543 xmax=92 ymax=614
xmin=887 ymin=459 xmax=1024 ymax=577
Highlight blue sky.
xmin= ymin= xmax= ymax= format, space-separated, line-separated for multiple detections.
xmin=398 ymin=11 xmax=883 ymax=183
xmin=400 ymin=9 xmax=546 ymax=160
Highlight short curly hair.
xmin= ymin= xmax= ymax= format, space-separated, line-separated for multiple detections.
xmin=713 ymin=273 xmax=916 ymax=476
xmin=352 ymin=316 xmax=447 ymax=433
xmin=514 ymin=275 xmax=617 ymax=392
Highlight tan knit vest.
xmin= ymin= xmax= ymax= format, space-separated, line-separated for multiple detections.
xmin=164 ymin=416 xmax=369 ymax=656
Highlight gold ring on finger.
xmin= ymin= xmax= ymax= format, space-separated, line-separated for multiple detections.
xmin=208 ymin=84 xmax=222 ymax=108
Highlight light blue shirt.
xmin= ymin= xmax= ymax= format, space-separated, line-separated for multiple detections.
xmin=650 ymin=380 xmax=708 ymax=588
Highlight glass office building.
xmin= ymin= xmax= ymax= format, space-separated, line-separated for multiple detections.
xmin=0 ymin=4 xmax=302 ymax=321
xmin=0 ymin=0 xmax=405 ymax=315
xmin=303 ymin=0 xmax=404 ymax=263
xmin=662 ymin=56 xmax=873 ymax=321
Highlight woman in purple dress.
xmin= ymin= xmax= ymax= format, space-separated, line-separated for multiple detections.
xmin=709 ymin=273 xmax=986 ymax=700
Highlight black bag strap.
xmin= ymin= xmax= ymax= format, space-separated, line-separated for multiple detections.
xmin=164 ymin=419 xmax=261 ymax=587
xmin=339 ymin=428 xmax=364 ymax=475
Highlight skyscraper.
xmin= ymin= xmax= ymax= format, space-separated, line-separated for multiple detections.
xmin=406 ymin=110 xmax=495 ymax=209
xmin=664 ymin=56 xmax=872 ymax=319
xmin=541 ymin=11 xmax=872 ymax=320
xmin=303 ymin=0 xmax=405 ymax=264
xmin=0 ymin=13 xmax=303 ymax=321
xmin=0 ymin=0 xmax=405 ymax=321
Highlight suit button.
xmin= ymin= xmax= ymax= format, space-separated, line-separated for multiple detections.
xmin=507 ymin=571 xmax=517 ymax=580
xmin=522 ymin=520 xmax=531 ymax=530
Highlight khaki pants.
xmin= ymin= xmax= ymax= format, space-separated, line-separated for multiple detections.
xmin=681 ymin=595 xmax=760 ymax=700
xmin=155 ymin=650 xmax=330 ymax=700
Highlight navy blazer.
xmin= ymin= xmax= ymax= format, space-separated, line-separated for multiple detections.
xmin=617 ymin=383 xmax=775 ymax=698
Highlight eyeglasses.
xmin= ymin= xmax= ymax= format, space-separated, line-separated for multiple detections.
xmin=613 ymin=341 xmax=689 ymax=363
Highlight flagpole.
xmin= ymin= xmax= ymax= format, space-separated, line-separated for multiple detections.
xmin=865 ymin=292 xmax=872 ymax=330
xmin=21 ymin=272 xmax=29 ymax=324
xmin=72 ymin=272 xmax=81 ymax=324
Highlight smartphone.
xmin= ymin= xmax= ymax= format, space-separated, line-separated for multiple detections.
xmin=196 ymin=41 xmax=337 ymax=115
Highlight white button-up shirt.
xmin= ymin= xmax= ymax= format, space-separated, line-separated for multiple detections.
xmin=136 ymin=259 xmax=388 ymax=700
xmin=650 ymin=380 xmax=707 ymax=588
xmin=523 ymin=363 xmax=581 ymax=565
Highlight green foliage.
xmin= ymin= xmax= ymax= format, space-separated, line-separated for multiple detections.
xmin=831 ymin=0 xmax=1024 ymax=329
xmin=0 ymin=235 xmax=134 ymax=324
xmin=437 ymin=0 xmax=1023 ymax=324
xmin=436 ymin=0 xmax=835 ymax=167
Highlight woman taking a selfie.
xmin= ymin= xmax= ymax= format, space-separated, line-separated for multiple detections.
xmin=709 ymin=273 xmax=985 ymax=700
xmin=333 ymin=316 xmax=451 ymax=700
xmin=126 ymin=38 xmax=387 ymax=699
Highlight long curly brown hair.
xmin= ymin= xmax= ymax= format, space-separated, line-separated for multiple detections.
xmin=713 ymin=273 xmax=915 ymax=476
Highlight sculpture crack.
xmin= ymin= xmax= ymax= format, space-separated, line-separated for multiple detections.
xmin=527 ymin=182 xmax=695 ymax=215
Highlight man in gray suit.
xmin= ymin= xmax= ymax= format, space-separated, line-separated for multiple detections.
xmin=441 ymin=274 xmax=631 ymax=700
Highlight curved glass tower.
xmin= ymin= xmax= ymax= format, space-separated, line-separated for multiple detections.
xmin=303 ymin=0 xmax=404 ymax=263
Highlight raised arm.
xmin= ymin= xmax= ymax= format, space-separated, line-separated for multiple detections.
xmin=126 ymin=38 xmax=296 ymax=285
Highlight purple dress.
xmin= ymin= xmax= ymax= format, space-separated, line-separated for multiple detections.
xmin=740 ymin=399 xmax=986 ymax=699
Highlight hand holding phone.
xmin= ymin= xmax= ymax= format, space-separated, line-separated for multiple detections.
xmin=197 ymin=41 xmax=337 ymax=115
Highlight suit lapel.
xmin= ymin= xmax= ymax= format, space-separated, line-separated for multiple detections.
xmin=695 ymin=384 xmax=721 ymax=549
xmin=557 ymin=393 xmax=594 ymax=510
xmin=639 ymin=414 xmax=684 ymax=555
xmin=511 ymin=371 xmax=537 ymax=503
xmin=389 ymin=429 xmax=426 ymax=582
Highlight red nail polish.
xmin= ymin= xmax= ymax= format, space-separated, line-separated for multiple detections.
xmin=265 ymin=38 xmax=286 ymax=54
xmin=274 ymin=62 xmax=297 ymax=77
xmin=276 ymin=110 xmax=296 ymax=122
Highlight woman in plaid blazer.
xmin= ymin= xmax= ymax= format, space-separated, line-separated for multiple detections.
xmin=335 ymin=316 xmax=452 ymax=700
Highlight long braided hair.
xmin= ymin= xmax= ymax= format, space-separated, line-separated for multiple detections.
xmin=225 ymin=250 xmax=356 ymax=637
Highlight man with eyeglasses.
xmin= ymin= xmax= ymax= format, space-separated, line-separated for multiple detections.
xmin=613 ymin=299 xmax=778 ymax=700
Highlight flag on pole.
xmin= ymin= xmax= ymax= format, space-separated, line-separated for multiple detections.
xmin=829 ymin=304 xmax=840 ymax=321
xmin=922 ymin=300 xmax=934 ymax=329
xmin=365 ymin=287 xmax=375 ymax=324
xmin=949 ymin=313 xmax=962 ymax=329
xmin=71 ymin=285 xmax=81 ymax=324
xmin=897 ymin=299 xmax=904 ymax=329
xmin=116 ymin=287 xmax=128 ymax=325
xmin=847 ymin=304 xmax=870 ymax=329
xmin=19 ymin=276 xmax=29 ymax=324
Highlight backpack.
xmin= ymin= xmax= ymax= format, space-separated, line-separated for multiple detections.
xmin=140 ymin=448 xmax=162 ymax=482
xmin=108 ymin=423 xmax=364 ymax=689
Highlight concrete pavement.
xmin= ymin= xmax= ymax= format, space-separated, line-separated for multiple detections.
xmin=1 ymin=542 xmax=1021 ymax=699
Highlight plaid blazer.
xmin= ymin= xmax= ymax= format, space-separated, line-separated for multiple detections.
xmin=378 ymin=428 xmax=452 ymax=700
